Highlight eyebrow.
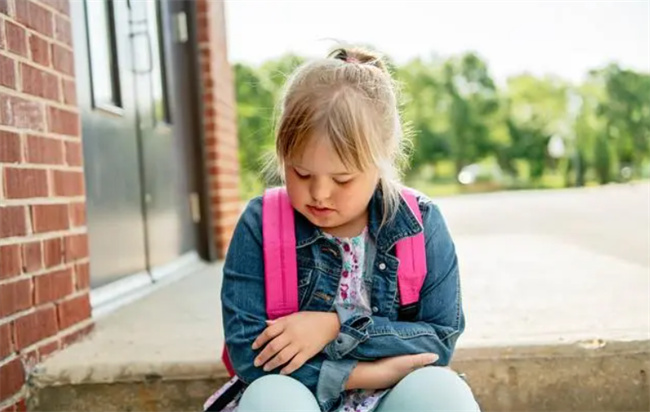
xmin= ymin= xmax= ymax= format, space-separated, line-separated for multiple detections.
xmin=292 ymin=164 xmax=355 ymax=176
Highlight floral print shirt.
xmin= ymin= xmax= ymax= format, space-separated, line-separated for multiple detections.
xmin=324 ymin=228 xmax=388 ymax=412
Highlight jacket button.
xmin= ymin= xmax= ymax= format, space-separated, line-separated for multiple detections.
xmin=372 ymin=306 xmax=379 ymax=313
xmin=378 ymin=262 xmax=386 ymax=270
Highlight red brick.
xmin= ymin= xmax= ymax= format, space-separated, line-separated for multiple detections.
xmin=74 ymin=262 xmax=89 ymax=290
xmin=31 ymin=203 xmax=69 ymax=233
xmin=28 ymin=34 xmax=50 ymax=67
xmin=61 ymin=323 xmax=92 ymax=347
xmin=0 ymin=19 xmax=5 ymax=50
xmin=25 ymin=134 xmax=63 ymax=165
xmin=0 ymin=322 xmax=12 ymax=358
xmin=3 ymin=167 xmax=48 ymax=199
xmin=21 ymin=64 xmax=59 ymax=102
xmin=197 ymin=16 xmax=209 ymax=43
xmin=34 ymin=268 xmax=73 ymax=304
xmin=0 ymin=54 xmax=16 ymax=89
xmin=42 ymin=237 xmax=63 ymax=268
xmin=38 ymin=339 xmax=59 ymax=360
xmin=13 ymin=306 xmax=58 ymax=350
xmin=47 ymin=106 xmax=78 ymax=136
xmin=5 ymin=21 xmax=27 ymax=57
xmin=51 ymin=43 xmax=73 ymax=76
xmin=0 ymin=94 xmax=45 ymax=131
xmin=0 ymin=357 xmax=24 ymax=402
xmin=52 ymin=170 xmax=83 ymax=196
xmin=0 ymin=279 xmax=32 ymax=317
xmin=64 ymin=233 xmax=87 ymax=261
xmin=64 ymin=140 xmax=81 ymax=166
xmin=61 ymin=78 xmax=76 ymax=105
xmin=0 ymin=130 xmax=21 ymax=163
xmin=0 ymin=206 xmax=26 ymax=239
xmin=69 ymin=201 xmax=85 ymax=227
xmin=21 ymin=241 xmax=42 ymax=273
xmin=22 ymin=348 xmax=38 ymax=370
xmin=196 ymin=0 xmax=208 ymax=14
xmin=40 ymin=0 xmax=69 ymax=16
xmin=15 ymin=398 xmax=26 ymax=412
xmin=57 ymin=294 xmax=90 ymax=330
xmin=15 ymin=0 xmax=53 ymax=37
xmin=0 ymin=244 xmax=21 ymax=280
xmin=53 ymin=14 xmax=71 ymax=45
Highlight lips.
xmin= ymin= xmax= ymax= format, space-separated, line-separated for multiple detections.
xmin=307 ymin=205 xmax=334 ymax=217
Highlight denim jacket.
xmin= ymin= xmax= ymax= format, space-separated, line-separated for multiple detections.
xmin=221 ymin=187 xmax=465 ymax=411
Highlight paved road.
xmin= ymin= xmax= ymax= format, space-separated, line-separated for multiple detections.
xmin=430 ymin=182 xmax=649 ymax=347
xmin=436 ymin=181 xmax=650 ymax=268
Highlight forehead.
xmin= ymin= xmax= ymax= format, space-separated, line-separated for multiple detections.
xmin=290 ymin=134 xmax=354 ymax=175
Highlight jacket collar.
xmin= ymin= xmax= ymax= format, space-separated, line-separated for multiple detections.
xmin=295 ymin=187 xmax=422 ymax=252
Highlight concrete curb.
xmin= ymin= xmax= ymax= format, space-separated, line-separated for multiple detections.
xmin=452 ymin=340 xmax=650 ymax=411
xmin=29 ymin=340 xmax=649 ymax=412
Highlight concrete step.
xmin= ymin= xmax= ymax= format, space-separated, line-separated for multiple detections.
xmin=29 ymin=340 xmax=650 ymax=411
xmin=27 ymin=237 xmax=650 ymax=411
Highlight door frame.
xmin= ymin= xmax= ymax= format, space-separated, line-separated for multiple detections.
xmin=184 ymin=0 xmax=217 ymax=262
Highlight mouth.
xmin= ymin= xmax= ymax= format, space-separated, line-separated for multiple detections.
xmin=306 ymin=205 xmax=335 ymax=217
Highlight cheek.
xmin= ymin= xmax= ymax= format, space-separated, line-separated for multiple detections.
xmin=285 ymin=176 xmax=308 ymax=203
xmin=335 ymin=181 xmax=375 ymax=211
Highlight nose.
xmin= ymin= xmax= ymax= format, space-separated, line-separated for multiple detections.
xmin=309 ymin=178 xmax=332 ymax=203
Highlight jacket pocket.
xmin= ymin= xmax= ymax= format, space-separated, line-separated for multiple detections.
xmin=298 ymin=268 xmax=315 ymax=308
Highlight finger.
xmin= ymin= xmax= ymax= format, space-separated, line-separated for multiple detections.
xmin=264 ymin=344 xmax=300 ymax=372
xmin=254 ymin=335 xmax=290 ymax=367
xmin=252 ymin=321 xmax=284 ymax=350
xmin=280 ymin=352 xmax=308 ymax=375
xmin=411 ymin=353 xmax=438 ymax=370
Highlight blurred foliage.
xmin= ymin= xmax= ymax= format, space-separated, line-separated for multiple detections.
xmin=232 ymin=52 xmax=650 ymax=199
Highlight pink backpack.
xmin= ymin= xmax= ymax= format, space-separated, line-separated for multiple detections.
xmin=221 ymin=187 xmax=427 ymax=377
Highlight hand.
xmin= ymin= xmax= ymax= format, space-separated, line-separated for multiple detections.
xmin=252 ymin=312 xmax=340 ymax=375
xmin=346 ymin=353 xmax=438 ymax=390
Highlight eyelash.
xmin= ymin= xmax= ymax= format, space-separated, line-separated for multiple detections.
xmin=294 ymin=169 xmax=352 ymax=185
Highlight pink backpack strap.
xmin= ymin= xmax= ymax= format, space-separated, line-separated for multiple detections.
xmin=262 ymin=187 xmax=299 ymax=320
xmin=221 ymin=188 xmax=300 ymax=378
xmin=395 ymin=189 xmax=427 ymax=319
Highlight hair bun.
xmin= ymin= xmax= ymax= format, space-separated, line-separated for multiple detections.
xmin=328 ymin=47 xmax=388 ymax=73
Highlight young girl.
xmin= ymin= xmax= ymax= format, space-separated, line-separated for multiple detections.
xmin=208 ymin=47 xmax=479 ymax=412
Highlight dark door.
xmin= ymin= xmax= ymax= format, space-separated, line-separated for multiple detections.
xmin=129 ymin=0 xmax=199 ymax=275
xmin=71 ymin=0 xmax=202 ymax=289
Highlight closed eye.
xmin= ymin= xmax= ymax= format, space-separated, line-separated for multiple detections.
xmin=294 ymin=168 xmax=310 ymax=179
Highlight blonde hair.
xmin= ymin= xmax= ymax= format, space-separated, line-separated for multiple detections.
xmin=267 ymin=47 xmax=410 ymax=224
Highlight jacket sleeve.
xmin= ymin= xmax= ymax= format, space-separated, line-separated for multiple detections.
xmin=221 ymin=198 xmax=356 ymax=412
xmin=323 ymin=201 xmax=465 ymax=366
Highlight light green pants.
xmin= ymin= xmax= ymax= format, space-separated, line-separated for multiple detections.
xmin=238 ymin=367 xmax=480 ymax=412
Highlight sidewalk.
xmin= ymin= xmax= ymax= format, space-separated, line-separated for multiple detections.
xmin=29 ymin=233 xmax=650 ymax=411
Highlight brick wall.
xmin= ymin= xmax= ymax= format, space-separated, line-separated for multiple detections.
xmin=0 ymin=1 xmax=92 ymax=410
xmin=196 ymin=0 xmax=241 ymax=259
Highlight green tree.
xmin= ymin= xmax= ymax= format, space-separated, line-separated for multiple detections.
xmin=591 ymin=64 xmax=650 ymax=178
xmin=397 ymin=57 xmax=451 ymax=176
xmin=575 ymin=80 xmax=608 ymax=184
xmin=442 ymin=53 xmax=500 ymax=175
xmin=502 ymin=75 xmax=569 ymax=182
xmin=233 ymin=63 xmax=275 ymax=175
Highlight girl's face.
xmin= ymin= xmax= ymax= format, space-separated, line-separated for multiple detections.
xmin=285 ymin=135 xmax=379 ymax=238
